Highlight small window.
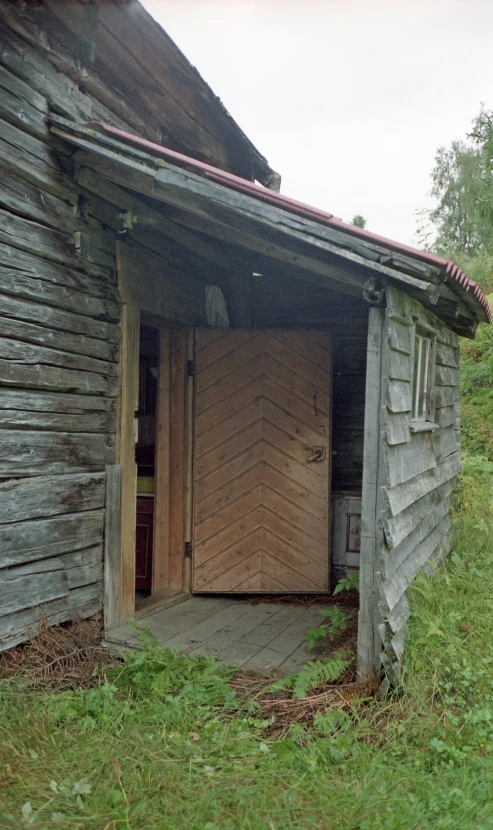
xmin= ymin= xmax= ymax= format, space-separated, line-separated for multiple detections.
xmin=412 ymin=330 xmax=435 ymax=422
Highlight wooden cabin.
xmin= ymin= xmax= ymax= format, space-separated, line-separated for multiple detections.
xmin=0 ymin=0 xmax=490 ymax=681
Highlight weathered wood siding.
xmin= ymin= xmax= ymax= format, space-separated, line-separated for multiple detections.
xmin=0 ymin=41 xmax=120 ymax=648
xmin=0 ymin=6 xmax=229 ymax=651
xmin=377 ymin=287 xmax=461 ymax=677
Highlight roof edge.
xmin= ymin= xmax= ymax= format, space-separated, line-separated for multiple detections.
xmin=81 ymin=121 xmax=491 ymax=325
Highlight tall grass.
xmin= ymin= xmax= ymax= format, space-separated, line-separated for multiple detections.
xmin=1 ymin=454 xmax=493 ymax=830
xmin=1 ymin=467 xmax=493 ymax=829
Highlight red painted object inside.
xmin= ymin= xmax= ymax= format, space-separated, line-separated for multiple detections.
xmin=135 ymin=496 xmax=154 ymax=591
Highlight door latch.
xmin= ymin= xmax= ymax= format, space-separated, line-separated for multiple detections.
xmin=307 ymin=446 xmax=326 ymax=462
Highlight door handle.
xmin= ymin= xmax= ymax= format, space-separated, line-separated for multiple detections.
xmin=307 ymin=446 xmax=326 ymax=462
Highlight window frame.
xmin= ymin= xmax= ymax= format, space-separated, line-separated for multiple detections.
xmin=410 ymin=322 xmax=437 ymax=428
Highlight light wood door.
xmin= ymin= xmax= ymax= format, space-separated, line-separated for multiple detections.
xmin=192 ymin=330 xmax=331 ymax=593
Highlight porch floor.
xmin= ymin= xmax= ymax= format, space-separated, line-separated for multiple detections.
xmin=105 ymin=595 xmax=344 ymax=675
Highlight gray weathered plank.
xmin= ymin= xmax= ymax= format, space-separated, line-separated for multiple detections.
xmin=385 ymin=288 xmax=414 ymax=325
xmin=382 ymin=477 xmax=456 ymax=551
xmin=433 ymin=424 xmax=458 ymax=461
xmin=63 ymin=547 xmax=103 ymax=589
xmin=435 ymin=364 xmax=458 ymax=387
xmin=161 ymin=602 xmax=253 ymax=650
xmin=387 ymin=318 xmax=412 ymax=354
xmin=0 ymin=244 xmax=118 ymax=306
xmin=0 ymin=22 xmax=133 ymax=131
xmin=0 ymin=165 xmax=79 ymax=234
xmin=0 ymin=357 xmax=111 ymax=395
xmin=384 ymin=430 xmax=437 ymax=488
xmin=1 ymin=292 xmax=118 ymax=347
xmin=434 ymin=405 xmax=457 ymax=429
xmin=383 ymin=493 xmax=453 ymax=578
xmin=435 ymin=385 xmax=456 ymax=408
xmin=381 ymin=514 xmax=451 ymax=611
xmin=383 ymin=452 xmax=461 ymax=517
xmin=188 ymin=603 xmax=283 ymax=658
xmin=0 ymin=430 xmax=110 ymax=476
xmin=382 ymin=591 xmax=411 ymax=635
xmin=217 ymin=605 xmax=306 ymax=668
xmin=436 ymin=327 xmax=459 ymax=348
xmin=0 ymin=406 xmax=114 ymax=433
xmin=0 ymin=73 xmax=47 ymax=139
xmin=1 ymin=546 xmax=102 ymax=590
xmin=1 ymin=510 xmax=105 ymax=568
xmin=243 ymin=606 xmax=326 ymax=672
xmin=104 ymin=464 xmax=122 ymax=632
xmin=0 ymin=388 xmax=110 ymax=413
xmin=0 ymin=313 xmax=116 ymax=364
xmin=0 ymin=388 xmax=115 ymax=432
xmin=0 ymin=115 xmax=68 ymax=197
xmin=0 ymin=206 xmax=115 ymax=273
xmin=386 ymin=378 xmax=411 ymax=413
xmin=0 ymin=583 xmax=102 ymax=652
xmin=0 ymin=336 xmax=116 ymax=377
xmin=358 ymin=306 xmax=385 ymax=678
xmin=382 ymin=407 xmax=411 ymax=446
xmin=388 ymin=348 xmax=411 ymax=382
xmin=0 ymin=570 xmax=69 ymax=617
xmin=0 ymin=473 xmax=105 ymax=524
xmin=123 ymin=598 xmax=234 ymax=644
xmin=436 ymin=341 xmax=459 ymax=368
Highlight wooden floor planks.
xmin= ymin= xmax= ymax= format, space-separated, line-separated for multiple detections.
xmin=105 ymin=596 xmax=333 ymax=674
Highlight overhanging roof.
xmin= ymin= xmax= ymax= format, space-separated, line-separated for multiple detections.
xmin=51 ymin=118 xmax=490 ymax=333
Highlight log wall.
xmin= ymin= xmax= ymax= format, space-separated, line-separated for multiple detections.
xmin=377 ymin=287 xmax=461 ymax=677
xmin=0 ymin=6 xmax=230 ymax=651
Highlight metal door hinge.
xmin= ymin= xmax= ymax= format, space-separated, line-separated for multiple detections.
xmin=184 ymin=542 xmax=193 ymax=558
xmin=187 ymin=360 xmax=195 ymax=377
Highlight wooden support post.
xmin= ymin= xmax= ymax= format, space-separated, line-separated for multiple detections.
xmin=357 ymin=306 xmax=385 ymax=678
xmin=104 ymin=464 xmax=122 ymax=633
xmin=152 ymin=328 xmax=170 ymax=593
xmin=118 ymin=303 xmax=140 ymax=625
xmin=184 ymin=329 xmax=195 ymax=592
xmin=168 ymin=329 xmax=187 ymax=590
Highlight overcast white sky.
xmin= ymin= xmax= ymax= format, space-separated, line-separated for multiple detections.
xmin=142 ymin=0 xmax=493 ymax=247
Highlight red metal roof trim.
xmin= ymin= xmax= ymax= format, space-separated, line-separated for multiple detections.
xmin=89 ymin=122 xmax=491 ymax=324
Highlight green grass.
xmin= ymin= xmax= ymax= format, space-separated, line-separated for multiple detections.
xmin=2 ymin=458 xmax=493 ymax=830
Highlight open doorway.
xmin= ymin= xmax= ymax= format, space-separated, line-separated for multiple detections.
xmin=135 ymin=323 xmax=159 ymax=606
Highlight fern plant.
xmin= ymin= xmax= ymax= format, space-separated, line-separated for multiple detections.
xmin=269 ymin=654 xmax=352 ymax=699
xmin=292 ymin=656 xmax=351 ymax=698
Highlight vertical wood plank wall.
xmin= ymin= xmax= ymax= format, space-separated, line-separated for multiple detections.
xmin=375 ymin=287 xmax=461 ymax=680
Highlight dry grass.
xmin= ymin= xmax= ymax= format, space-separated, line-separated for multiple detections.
xmin=0 ymin=616 xmax=119 ymax=691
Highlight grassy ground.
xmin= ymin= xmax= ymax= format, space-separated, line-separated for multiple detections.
xmin=1 ymin=454 xmax=493 ymax=830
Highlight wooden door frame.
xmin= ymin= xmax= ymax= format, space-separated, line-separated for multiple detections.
xmin=106 ymin=305 xmax=189 ymax=630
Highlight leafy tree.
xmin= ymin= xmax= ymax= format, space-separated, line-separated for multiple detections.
xmin=351 ymin=214 xmax=367 ymax=229
xmin=427 ymin=139 xmax=493 ymax=257
xmin=416 ymin=106 xmax=493 ymax=293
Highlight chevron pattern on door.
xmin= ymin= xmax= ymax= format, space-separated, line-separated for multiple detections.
xmin=192 ymin=330 xmax=331 ymax=593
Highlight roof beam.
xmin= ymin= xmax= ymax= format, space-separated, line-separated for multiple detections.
xmin=51 ymin=123 xmax=471 ymax=324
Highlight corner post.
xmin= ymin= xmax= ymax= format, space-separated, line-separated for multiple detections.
xmin=357 ymin=300 xmax=385 ymax=678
